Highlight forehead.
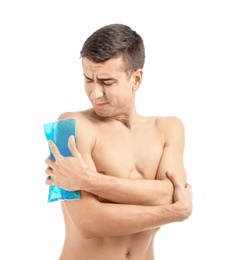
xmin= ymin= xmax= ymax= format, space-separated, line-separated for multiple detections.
xmin=82 ymin=57 xmax=126 ymax=77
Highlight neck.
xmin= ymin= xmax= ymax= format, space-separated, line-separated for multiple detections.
xmin=113 ymin=110 xmax=141 ymax=130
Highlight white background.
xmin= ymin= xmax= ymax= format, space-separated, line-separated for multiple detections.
xmin=0 ymin=1 xmax=236 ymax=259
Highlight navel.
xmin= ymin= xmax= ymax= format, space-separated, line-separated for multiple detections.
xmin=125 ymin=248 xmax=131 ymax=257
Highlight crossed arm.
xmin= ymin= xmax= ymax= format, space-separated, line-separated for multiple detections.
xmin=45 ymin=116 xmax=187 ymax=207
xmin=46 ymin=136 xmax=182 ymax=206
xmin=45 ymin=115 xmax=192 ymax=238
xmin=61 ymin=173 xmax=192 ymax=239
xmin=46 ymin=145 xmax=192 ymax=239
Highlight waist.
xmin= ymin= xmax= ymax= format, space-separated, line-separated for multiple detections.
xmin=61 ymin=229 xmax=159 ymax=260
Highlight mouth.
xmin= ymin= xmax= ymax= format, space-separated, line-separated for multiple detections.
xmin=93 ymin=102 xmax=109 ymax=109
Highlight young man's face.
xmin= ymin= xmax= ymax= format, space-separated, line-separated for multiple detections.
xmin=82 ymin=57 xmax=141 ymax=118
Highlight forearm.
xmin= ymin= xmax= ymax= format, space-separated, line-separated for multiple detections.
xmin=71 ymin=194 xmax=187 ymax=239
xmin=82 ymin=172 xmax=174 ymax=206
xmin=86 ymin=203 xmax=180 ymax=238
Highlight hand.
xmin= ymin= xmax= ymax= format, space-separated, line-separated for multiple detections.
xmin=45 ymin=135 xmax=90 ymax=191
xmin=166 ymin=172 xmax=193 ymax=221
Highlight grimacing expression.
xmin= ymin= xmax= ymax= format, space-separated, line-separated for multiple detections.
xmin=82 ymin=57 xmax=142 ymax=118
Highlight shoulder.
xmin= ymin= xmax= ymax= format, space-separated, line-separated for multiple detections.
xmin=156 ymin=116 xmax=184 ymax=129
xmin=58 ymin=109 xmax=96 ymax=126
xmin=57 ymin=109 xmax=97 ymax=147
xmin=154 ymin=116 xmax=185 ymax=141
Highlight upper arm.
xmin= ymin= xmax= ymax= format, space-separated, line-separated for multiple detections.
xmin=57 ymin=112 xmax=101 ymax=229
xmin=156 ymin=116 xmax=187 ymax=185
xmin=57 ymin=111 xmax=97 ymax=167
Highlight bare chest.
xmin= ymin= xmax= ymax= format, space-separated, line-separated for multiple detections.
xmin=92 ymin=126 xmax=164 ymax=180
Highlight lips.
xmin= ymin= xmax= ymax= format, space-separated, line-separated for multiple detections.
xmin=93 ymin=102 xmax=109 ymax=109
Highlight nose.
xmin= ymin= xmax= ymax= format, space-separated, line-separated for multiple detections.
xmin=89 ymin=83 xmax=104 ymax=100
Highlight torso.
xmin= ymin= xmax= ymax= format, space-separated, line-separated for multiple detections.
xmin=91 ymin=112 xmax=164 ymax=180
xmin=60 ymin=227 xmax=158 ymax=260
xmin=60 ymin=109 xmax=167 ymax=260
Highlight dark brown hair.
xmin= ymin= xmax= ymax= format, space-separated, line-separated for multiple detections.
xmin=80 ymin=24 xmax=145 ymax=74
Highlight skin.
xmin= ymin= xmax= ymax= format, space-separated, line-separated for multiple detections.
xmin=45 ymin=57 xmax=193 ymax=260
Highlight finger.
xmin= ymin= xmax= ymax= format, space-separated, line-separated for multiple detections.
xmin=68 ymin=135 xmax=80 ymax=157
xmin=46 ymin=176 xmax=55 ymax=186
xmin=49 ymin=140 xmax=62 ymax=159
xmin=68 ymin=135 xmax=87 ymax=167
xmin=45 ymin=166 xmax=54 ymax=177
xmin=166 ymin=172 xmax=182 ymax=187
xmin=45 ymin=156 xmax=54 ymax=168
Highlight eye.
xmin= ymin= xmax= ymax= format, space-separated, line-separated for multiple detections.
xmin=103 ymin=81 xmax=114 ymax=86
xmin=83 ymin=74 xmax=93 ymax=83
xmin=85 ymin=78 xmax=93 ymax=84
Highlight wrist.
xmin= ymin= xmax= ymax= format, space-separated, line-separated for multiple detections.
xmin=81 ymin=167 xmax=97 ymax=192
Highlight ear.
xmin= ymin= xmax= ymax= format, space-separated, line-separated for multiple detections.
xmin=132 ymin=69 xmax=143 ymax=91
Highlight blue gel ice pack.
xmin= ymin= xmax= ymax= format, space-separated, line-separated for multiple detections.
xmin=43 ymin=118 xmax=80 ymax=202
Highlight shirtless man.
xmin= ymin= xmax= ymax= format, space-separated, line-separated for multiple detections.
xmin=45 ymin=24 xmax=193 ymax=260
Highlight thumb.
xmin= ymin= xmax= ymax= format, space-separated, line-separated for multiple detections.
xmin=68 ymin=135 xmax=80 ymax=157
xmin=166 ymin=172 xmax=181 ymax=187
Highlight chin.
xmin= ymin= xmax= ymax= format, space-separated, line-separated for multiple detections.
xmin=94 ymin=108 xmax=116 ymax=119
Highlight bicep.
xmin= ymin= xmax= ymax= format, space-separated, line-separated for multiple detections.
xmin=58 ymin=113 xmax=100 ymax=226
xmin=156 ymin=117 xmax=186 ymax=185
xmin=62 ymin=191 xmax=98 ymax=221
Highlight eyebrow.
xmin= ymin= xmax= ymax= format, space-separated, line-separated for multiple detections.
xmin=83 ymin=74 xmax=92 ymax=80
xmin=83 ymin=74 xmax=115 ymax=81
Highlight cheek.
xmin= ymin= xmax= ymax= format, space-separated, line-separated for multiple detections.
xmin=84 ymin=83 xmax=92 ymax=95
xmin=109 ymin=90 xmax=132 ymax=105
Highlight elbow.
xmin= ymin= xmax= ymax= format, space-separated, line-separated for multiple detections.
xmin=78 ymin=218 xmax=100 ymax=239
xmin=75 ymin=205 xmax=104 ymax=240
xmin=80 ymin=228 xmax=94 ymax=240
xmin=63 ymin=197 xmax=104 ymax=239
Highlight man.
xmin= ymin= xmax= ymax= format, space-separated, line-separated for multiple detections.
xmin=45 ymin=23 xmax=193 ymax=260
